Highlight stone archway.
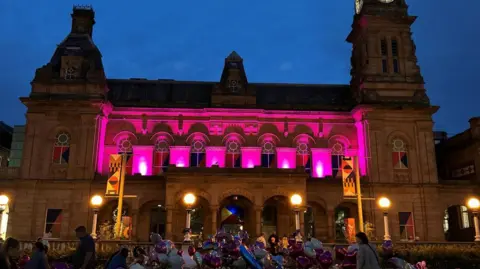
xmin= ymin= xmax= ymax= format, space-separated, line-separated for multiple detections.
xmin=305 ymin=201 xmax=328 ymax=241
xmin=97 ymin=199 xmax=131 ymax=240
xmin=218 ymin=195 xmax=255 ymax=235
xmin=334 ymin=202 xmax=358 ymax=242
xmin=138 ymin=200 xmax=166 ymax=242
xmin=263 ymin=195 xmax=294 ymax=237
xmin=173 ymin=196 xmax=211 ymax=242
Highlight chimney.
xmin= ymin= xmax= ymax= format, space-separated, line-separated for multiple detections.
xmin=469 ymin=117 xmax=480 ymax=139
xmin=71 ymin=5 xmax=95 ymax=37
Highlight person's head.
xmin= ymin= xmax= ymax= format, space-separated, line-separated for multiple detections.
xmin=355 ymin=232 xmax=369 ymax=244
xmin=75 ymin=226 xmax=87 ymax=238
xmin=260 ymin=232 xmax=265 ymax=237
xmin=119 ymin=248 xmax=129 ymax=257
xmin=34 ymin=242 xmax=45 ymax=252
xmin=2 ymin=238 xmax=20 ymax=258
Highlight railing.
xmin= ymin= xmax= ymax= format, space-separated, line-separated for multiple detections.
xmin=0 ymin=167 xmax=20 ymax=179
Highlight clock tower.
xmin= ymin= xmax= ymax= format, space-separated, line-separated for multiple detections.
xmin=347 ymin=0 xmax=428 ymax=105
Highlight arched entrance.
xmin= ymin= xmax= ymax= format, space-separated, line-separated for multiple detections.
xmin=138 ymin=200 xmax=166 ymax=241
xmin=334 ymin=202 xmax=358 ymax=242
xmin=97 ymin=199 xmax=131 ymax=240
xmin=304 ymin=201 xmax=328 ymax=241
xmin=173 ymin=196 xmax=210 ymax=242
xmin=219 ymin=195 xmax=254 ymax=235
xmin=263 ymin=195 xmax=293 ymax=237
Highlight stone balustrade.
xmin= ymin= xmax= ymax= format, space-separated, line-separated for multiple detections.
xmin=0 ymin=167 xmax=20 ymax=179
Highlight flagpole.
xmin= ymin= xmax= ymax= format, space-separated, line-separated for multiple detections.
xmin=355 ymin=156 xmax=364 ymax=232
xmin=114 ymin=153 xmax=127 ymax=239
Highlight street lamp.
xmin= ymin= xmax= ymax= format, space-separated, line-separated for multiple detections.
xmin=290 ymin=194 xmax=303 ymax=231
xmin=90 ymin=195 xmax=103 ymax=239
xmin=378 ymin=197 xmax=391 ymax=241
xmin=467 ymin=197 xmax=480 ymax=242
xmin=183 ymin=193 xmax=196 ymax=242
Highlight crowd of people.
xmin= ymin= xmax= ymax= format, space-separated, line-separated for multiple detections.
xmin=0 ymin=226 xmax=381 ymax=269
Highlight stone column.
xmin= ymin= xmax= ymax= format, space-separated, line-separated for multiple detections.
xmin=300 ymin=207 xmax=305 ymax=236
xmin=165 ymin=205 xmax=173 ymax=239
xmin=210 ymin=205 xmax=219 ymax=235
xmin=327 ymin=209 xmax=335 ymax=241
xmin=255 ymin=206 xmax=263 ymax=236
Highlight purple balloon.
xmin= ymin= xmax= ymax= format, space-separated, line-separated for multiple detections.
xmin=319 ymin=254 xmax=333 ymax=269
xmin=155 ymin=241 xmax=167 ymax=254
xmin=296 ymin=256 xmax=312 ymax=269
xmin=255 ymin=241 xmax=265 ymax=249
xmin=314 ymin=248 xmax=324 ymax=256
xmin=335 ymin=247 xmax=347 ymax=261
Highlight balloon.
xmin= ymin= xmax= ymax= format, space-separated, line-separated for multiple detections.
xmin=188 ymin=245 xmax=196 ymax=256
xmin=415 ymin=261 xmax=427 ymax=269
xmin=382 ymin=240 xmax=394 ymax=258
xmin=334 ymin=247 xmax=347 ymax=261
xmin=240 ymin=245 xmax=263 ymax=269
xmin=304 ymin=246 xmax=316 ymax=258
xmin=211 ymin=256 xmax=223 ymax=268
xmin=297 ymin=256 xmax=312 ymax=268
xmin=319 ymin=252 xmax=334 ymax=269
xmin=255 ymin=241 xmax=266 ymax=249
xmin=193 ymin=252 xmax=203 ymax=266
xmin=155 ymin=241 xmax=167 ymax=254
xmin=177 ymin=249 xmax=183 ymax=256
xmin=310 ymin=238 xmax=323 ymax=249
xmin=288 ymin=238 xmax=296 ymax=247
xmin=314 ymin=248 xmax=324 ymax=257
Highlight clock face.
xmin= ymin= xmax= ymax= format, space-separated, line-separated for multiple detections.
xmin=355 ymin=0 xmax=363 ymax=14
xmin=378 ymin=0 xmax=395 ymax=3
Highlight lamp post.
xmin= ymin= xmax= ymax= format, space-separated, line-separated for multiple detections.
xmin=467 ymin=197 xmax=480 ymax=242
xmin=0 ymin=195 xmax=9 ymax=239
xmin=378 ymin=197 xmax=391 ymax=241
xmin=183 ymin=193 xmax=196 ymax=242
xmin=90 ymin=195 xmax=103 ymax=239
xmin=290 ymin=194 xmax=303 ymax=231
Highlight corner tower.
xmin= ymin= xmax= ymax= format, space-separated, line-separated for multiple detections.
xmin=347 ymin=0 xmax=428 ymax=105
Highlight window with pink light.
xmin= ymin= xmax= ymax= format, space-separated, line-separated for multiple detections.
xmin=296 ymin=142 xmax=311 ymax=174
xmin=331 ymin=142 xmax=345 ymax=178
xmin=117 ymin=138 xmax=133 ymax=175
xmin=190 ymin=139 xmax=206 ymax=167
xmin=261 ymin=141 xmax=276 ymax=168
xmin=225 ymin=140 xmax=241 ymax=168
xmin=154 ymin=139 xmax=170 ymax=174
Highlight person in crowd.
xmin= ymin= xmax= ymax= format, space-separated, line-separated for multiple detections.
xmin=355 ymin=232 xmax=381 ymax=269
xmin=72 ymin=226 xmax=96 ymax=269
xmin=281 ymin=234 xmax=288 ymax=248
xmin=129 ymin=247 xmax=146 ymax=269
xmin=25 ymin=241 xmax=49 ymax=269
xmin=0 ymin=237 xmax=21 ymax=269
xmin=107 ymin=248 xmax=129 ymax=269
xmin=267 ymin=233 xmax=279 ymax=255
xmin=256 ymin=233 xmax=266 ymax=247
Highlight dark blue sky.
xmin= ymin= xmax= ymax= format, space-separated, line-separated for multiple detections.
xmin=0 ymin=0 xmax=478 ymax=136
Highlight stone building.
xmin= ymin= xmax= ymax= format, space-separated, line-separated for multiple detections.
xmin=0 ymin=1 xmax=478 ymax=242
xmin=0 ymin=122 xmax=13 ymax=169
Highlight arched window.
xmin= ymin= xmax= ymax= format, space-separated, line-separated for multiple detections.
xmin=296 ymin=142 xmax=311 ymax=173
xmin=261 ymin=141 xmax=276 ymax=168
xmin=190 ymin=139 xmax=206 ymax=167
xmin=52 ymin=132 xmax=71 ymax=164
xmin=117 ymin=138 xmax=133 ymax=175
xmin=460 ymin=206 xmax=470 ymax=229
xmin=225 ymin=140 xmax=241 ymax=168
xmin=392 ymin=139 xmax=408 ymax=169
xmin=153 ymin=139 xmax=170 ymax=174
xmin=331 ymin=142 xmax=345 ymax=178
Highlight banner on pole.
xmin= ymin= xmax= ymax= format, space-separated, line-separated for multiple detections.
xmin=341 ymin=157 xmax=356 ymax=197
xmin=106 ymin=154 xmax=122 ymax=196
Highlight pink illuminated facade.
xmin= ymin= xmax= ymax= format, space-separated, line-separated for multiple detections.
xmin=4 ymin=3 xmax=478 ymax=243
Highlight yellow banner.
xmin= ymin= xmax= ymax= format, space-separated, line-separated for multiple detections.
xmin=341 ymin=157 xmax=356 ymax=197
xmin=106 ymin=154 xmax=122 ymax=196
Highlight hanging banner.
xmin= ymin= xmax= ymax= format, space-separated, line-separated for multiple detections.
xmin=344 ymin=218 xmax=356 ymax=243
xmin=341 ymin=157 xmax=356 ymax=197
xmin=106 ymin=154 xmax=122 ymax=196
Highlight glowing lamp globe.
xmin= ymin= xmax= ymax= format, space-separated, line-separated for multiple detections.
xmin=378 ymin=197 xmax=391 ymax=209
xmin=183 ymin=193 xmax=196 ymax=206
xmin=0 ymin=195 xmax=9 ymax=205
xmin=467 ymin=198 xmax=480 ymax=210
xmin=90 ymin=195 xmax=103 ymax=207
xmin=290 ymin=194 xmax=302 ymax=206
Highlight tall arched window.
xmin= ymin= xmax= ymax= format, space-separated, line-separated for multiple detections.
xmin=460 ymin=206 xmax=470 ymax=229
xmin=296 ymin=142 xmax=311 ymax=173
xmin=392 ymin=139 xmax=408 ymax=169
xmin=52 ymin=132 xmax=71 ymax=164
xmin=153 ymin=139 xmax=170 ymax=174
xmin=261 ymin=141 xmax=276 ymax=168
xmin=331 ymin=142 xmax=345 ymax=178
xmin=225 ymin=140 xmax=241 ymax=168
xmin=117 ymin=138 xmax=133 ymax=175
xmin=190 ymin=139 xmax=206 ymax=167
